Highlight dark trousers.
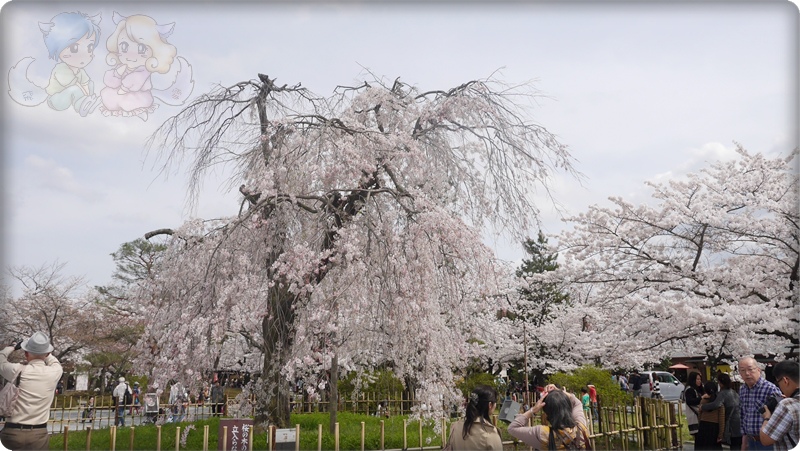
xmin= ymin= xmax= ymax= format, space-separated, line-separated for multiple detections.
xmin=695 ymin=421 xmax=723 ymax=450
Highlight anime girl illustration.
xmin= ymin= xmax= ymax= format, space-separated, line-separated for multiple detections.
xmin=99 ymin=12 xmax=194 ymax=121
xmin=7 ymin=11 xmax=103 ymax=116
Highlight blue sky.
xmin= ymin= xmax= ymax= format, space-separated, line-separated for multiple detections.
xmin=1 ymin=1 xmax=797 ymax=293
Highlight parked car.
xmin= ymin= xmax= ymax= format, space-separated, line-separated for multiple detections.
xmin=638 ymin=371 xmax=684 ymax=401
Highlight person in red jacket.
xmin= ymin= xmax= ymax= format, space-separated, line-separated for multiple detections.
xmin=587 ymin=384 xmax=599 ymax=422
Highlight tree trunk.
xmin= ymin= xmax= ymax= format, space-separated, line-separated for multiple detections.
xmin=329 ymin=352 xmax=339 ymax=434
xmin=256 ymin=285 xmax=295 ymax=427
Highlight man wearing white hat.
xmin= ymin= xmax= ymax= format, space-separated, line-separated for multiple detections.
xmin=113 ymin=376 xmax=132 ymax=427
xmin=0 ymin=332 xmax=63 ymax=451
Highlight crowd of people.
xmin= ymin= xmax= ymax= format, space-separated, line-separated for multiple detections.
xmin=446 ymin=383 xmax=591 ymax=451
xmin=108 ymin=378 xmax=228 ymax=426
xmin=1 ymin=331 xmax=798 ymax=451
xmin=682 ymin=358 xmax=799 ymax=451
xmin=452 ymin=359 xmax=799 ymax=451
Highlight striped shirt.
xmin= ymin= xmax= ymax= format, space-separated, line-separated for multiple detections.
xmin=761 ymin=395 xmax=799 ymax=451
xmin=740 ymin=378 xmax=782 ymax=436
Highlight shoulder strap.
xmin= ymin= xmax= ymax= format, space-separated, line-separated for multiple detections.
xmin=14 ymin=365 xmax=26 ymax=386
xmin=578 ymin=423 xmax=592 ymax=450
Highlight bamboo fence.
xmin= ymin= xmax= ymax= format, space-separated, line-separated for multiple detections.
xmin=44 ymin=396 xmax=685 ymax=450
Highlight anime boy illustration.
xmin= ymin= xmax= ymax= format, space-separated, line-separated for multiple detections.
xmin=99 ymin=12 xmax=194 ymax=121
xmin=7 ymin=11 xmax=102 ymax=116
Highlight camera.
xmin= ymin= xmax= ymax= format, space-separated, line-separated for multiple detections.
xmin=758 ymin=394 xmax=782 ymax=415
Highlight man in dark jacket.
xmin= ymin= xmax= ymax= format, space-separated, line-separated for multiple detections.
xmin=630 ymin=371 xmax=643 ymax=398
xmin=210 ymin=381 xmax=224 ymax=416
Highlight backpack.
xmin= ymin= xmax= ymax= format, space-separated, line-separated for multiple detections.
xmin=546 ymin=424 xmax=592 ymax=450
xmin=0 ymin=367 xmax=25 ymax=417
xmin=123 ymin=385 xmax=133 ymax=405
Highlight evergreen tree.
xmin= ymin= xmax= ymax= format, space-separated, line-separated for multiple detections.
xmin=510 ymin=231 xmax=569 ymax=388
xmin=516 ymin=231 xmax=569 ymax=326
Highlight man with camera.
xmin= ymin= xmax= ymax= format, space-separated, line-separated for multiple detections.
xmin=0 ymin=332 xmax=63 ymax=451
xmin=759 ymin=360 xmax=799 ymax=451
xmin=738 ymin=357 xmax=782 ymax=450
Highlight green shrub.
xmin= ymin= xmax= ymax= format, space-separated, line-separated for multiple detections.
xmin=455 ymin=372 xmax=500 ymax=399
xmin=337 ymin=370 xmax=405 ymax=414
xmin=547 ymin=365 xmax=631 ymax=406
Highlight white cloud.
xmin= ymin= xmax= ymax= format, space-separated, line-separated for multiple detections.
xmin=651 ymin=142 xmax=741 ymax=183
xmin=23 ymin=155 xmax=104 ymax=202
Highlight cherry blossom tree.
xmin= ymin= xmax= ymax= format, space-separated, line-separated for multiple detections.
xmin=534 ymin=146 xmax=798 ymax=370
xmin=137 ymin=73 xmax=578 ymax=426
xmin=0 ymin=262 xmax=93 ymax=361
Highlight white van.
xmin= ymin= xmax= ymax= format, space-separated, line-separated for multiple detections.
xmin=638 ymin=371 xmax=684 ymax=401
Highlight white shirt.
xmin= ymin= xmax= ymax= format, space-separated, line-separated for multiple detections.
xmin=113 ymin=382 xmax=130 ymax=404
xmin=0 ymin=345 xmax=62 ymax=425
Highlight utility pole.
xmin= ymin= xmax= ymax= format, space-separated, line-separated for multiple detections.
xmin=523 ymin=322 xmax=530 ymax=409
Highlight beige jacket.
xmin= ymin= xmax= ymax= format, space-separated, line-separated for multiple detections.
xmin=448 ymin=418 xmax=504 ymax=450
xmin=0 ymin=346 xmax=62 ymax=425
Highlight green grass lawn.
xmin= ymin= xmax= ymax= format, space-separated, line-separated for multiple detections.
xmin=50 ymin=413 xmax=462 ymax=450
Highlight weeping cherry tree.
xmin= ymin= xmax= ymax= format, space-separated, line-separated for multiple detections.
xmin=136 ymin=73 xmax=579 ymax=426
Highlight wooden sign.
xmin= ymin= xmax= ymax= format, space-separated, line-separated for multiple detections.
xmin=218 ymin=418 xmax=254 ymax=451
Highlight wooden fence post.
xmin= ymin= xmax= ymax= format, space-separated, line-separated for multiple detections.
xmin=296 ymin=424 xmax=301 ymax=451
xmin=318 ymin=423 xmax=323 ymax=451
xmin=441 ymin=417 xmax=447 ymax=450
xmin=620 ymin=405 xmax=628 ymax=451
xmin=335 ymin=422 xmax=340 ymax=451
xmin=380 ymin=420 xmax=385 ymax=451
xmin=175 ymin=426 xmax=181 ymax=451
xmin=85 ymin=426 xmax=92 ymax=451
xmin=204 ymin=424 xmax=209 ymax=451
xmin=62 ymin=425 xmax=69 ymax=451
xmin=157 ymin=425 xmax=162 ymax=451
xmin=130 ymin=426 xmax=135 ymax=451
xmin=361 ymin=421 xmax=365 ymax=451
xmin=110 ymin=425 xmax=117 ymax=451
xmin=268 ymin=425 xmax=275 ymax=451
xmin=418 ymin=419 xmax=423 ymax=450
xmin=403 ymin=419 xmax=408 ymax=450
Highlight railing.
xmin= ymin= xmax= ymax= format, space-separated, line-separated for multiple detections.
xmin=27 ymin=395 xmax=228 ymax=433
xmin=584 ymin=397 xmax=684 ymax=450
xmin=290 ymin=391 xmax=418 ymax=416
xmin=8 ymin=395 xmax=685 ymax=450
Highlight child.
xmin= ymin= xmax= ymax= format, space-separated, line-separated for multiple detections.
xmin=580 ymin=387 xmax=591 ymax=419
